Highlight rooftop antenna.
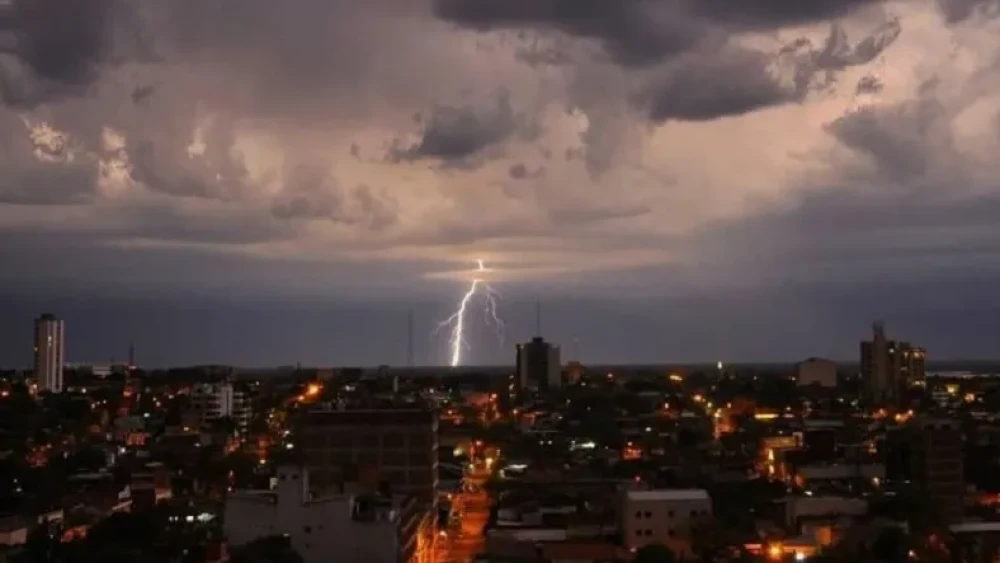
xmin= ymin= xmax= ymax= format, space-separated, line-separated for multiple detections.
xmin=535 ymin=300 xmax=542 ymax=337
xmin=407 ymin=310 xmax=415 ymax=367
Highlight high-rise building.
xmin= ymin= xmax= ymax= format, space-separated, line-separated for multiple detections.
xmin=887 ymin=418 xmax=964 ymax=524
xmin=515 ymin=337 xmax=561 ymax=392
xmin=860 ymin=322 xmax=925 ymax=404
xmin=189 ymin=382 xmax=252 ymax=433
xmin=33 ymin=313 xmax=64 ymax=394
xmin=296 ymin=408 xmax=438 ymax=506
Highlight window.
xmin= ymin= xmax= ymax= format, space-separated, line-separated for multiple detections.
xmin=667 ymin=510 xmax=674 ymax=518
xmin=635 ymin=511 xmax=642 ymax=518
xmin=645 ymin=530 xmax=652 ymax=536
xmin=644 ymin=511 xmax=652 ymax=518
xmin=303 ymin=526 xmax=312 ymax=534
xmin=635 ymin=530 xmax=643 ymax=537
xmin=668 ymin=529 xmax=675 ymax=538
xmin=690 ymin=510 xmax=697 ymax=517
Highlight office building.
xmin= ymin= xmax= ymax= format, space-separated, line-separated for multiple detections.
xmin=33 ymin=313 xmax=65 ymax=394
xmin=189 ymin=382 xmax=252 ymax=433
xmin=296 ymin=408 xmax=438 ymax=506
xmin=225 ymin=465 xmax=431 ymax=563
xmin=515 ymin=337 xmax=561 ymax=392
xmin=860 ymin=322 xmax=925 ymax=404
xmin=622 ymin=489 xmax=712 ymax=558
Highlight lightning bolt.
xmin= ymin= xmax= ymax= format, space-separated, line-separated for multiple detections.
xmin=435 ymin=260 xmax=505 ymax=367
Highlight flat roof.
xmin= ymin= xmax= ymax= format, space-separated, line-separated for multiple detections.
xmin=950 ymin=522 xmax=1000 ymax=534
xmin=626 ymin=489 xmax=710 ymax=502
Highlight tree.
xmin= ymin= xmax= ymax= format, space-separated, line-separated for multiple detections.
xmin=230 ymin=536 xmax=304 ymax=563
xmin=633 ymin=543 xmax=675 ymax=563
xmin=871 ymin=527 xmax=909 ymax=563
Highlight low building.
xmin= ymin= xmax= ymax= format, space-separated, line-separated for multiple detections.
xmin=224 ymin=466 xmax=431 ymax=563
xmin=796 ymin=358 xmax=837 ymax=388
xmin=621 ymin=489 xmax=712 ymax=558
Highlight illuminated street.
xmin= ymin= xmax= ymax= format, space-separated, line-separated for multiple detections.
xmin=437 ymin=464 xmax=492 ymax=563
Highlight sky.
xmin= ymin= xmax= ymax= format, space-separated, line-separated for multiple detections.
xmin=1 ymin=0 xmax=1000 ymax=367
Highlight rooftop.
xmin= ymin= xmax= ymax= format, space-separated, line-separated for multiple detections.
xmin=626 ymin=489 xmax=710 ymax=502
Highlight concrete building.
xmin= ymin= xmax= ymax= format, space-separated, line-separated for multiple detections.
xmin=189 ymin=382 xmax=252 ymax=433
xmin=907 ymin=418 xmax=965 ymax=524
xmin=621 ymin=489 xmax=712 ymax=558
xmin=33 ymin=313 xmax=64 ymax=393
xmin=796 ymin=358 xmax=837 ymax=387
xmin=296 ymin=408 xmax=438 ymax=506
xmin=515 ymin=337 xmax=561 ymax=392
xmin=861 ymin=322 xmax=925 ymax=404
xmin=224 ymin=465 xmax=430 ymax=563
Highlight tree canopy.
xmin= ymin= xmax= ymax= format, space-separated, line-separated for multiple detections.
xmin=633 ymin=543 xmax=676 ymax=563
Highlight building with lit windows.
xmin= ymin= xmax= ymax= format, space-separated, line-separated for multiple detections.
xmin=860 ymin=322 xmax=926 ymax=404
xmin=189 ymin=382 xmax=252 ymax=433
xmin=33 ymin=313 xmax=64 ymax=394
xmin=515 ymin=337 xmax=561 ymax=392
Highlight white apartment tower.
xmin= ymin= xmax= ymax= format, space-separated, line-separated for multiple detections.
xmin=34 ymin=313 xmax=65 ymax=394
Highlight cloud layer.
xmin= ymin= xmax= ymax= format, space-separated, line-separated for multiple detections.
xmin=1 ymin=0 xmax=1000 ymax=342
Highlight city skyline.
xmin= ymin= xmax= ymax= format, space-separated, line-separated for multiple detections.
xmin=2 ymin=0 xmax=1000 ymax=365
xmin=2 ymin=294 xmax=997 ymax=369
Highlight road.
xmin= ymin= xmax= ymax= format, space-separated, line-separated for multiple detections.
xmin=436 ymin=465 xmax=492 ymax=563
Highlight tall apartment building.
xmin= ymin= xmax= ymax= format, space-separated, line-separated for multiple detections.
xmin=860 ymin=322 xmax=925 ymax=404
xmin=515 ymin=337 xmax=561 ymax=392
xmin=33 ymin=313 xmax=65 ymax=394
xmin=189 ymin=382 xmax=252 ymax=433
xmin=887 ymin=418 xmax=964 ymax=524
xmin=296 ymin=408 xmax=438 ymax=506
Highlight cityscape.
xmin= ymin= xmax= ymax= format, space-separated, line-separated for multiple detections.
xmin=3 ymin=313 xmax=1000 ymax=562
xmin=5 ymin=0 xmax=1000 ymax=562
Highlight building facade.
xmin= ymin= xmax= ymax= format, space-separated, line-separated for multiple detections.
xmin=621 ymin=489 xmax=713 ymax=558
xmin=224 ymin=465 xmax=430 ymax=563
xmin=860 ymin=322 xmax=925 ymax=404
xmin=515 ymin=337 xmax=561 ymax=392
xmin=908 ymin=418 xmax=965 ymax=524
xmin=188 ymin=382 xmax=252 ymax=433
xmin=296 ymin=408 xmax=438 ymax=506
xmin=33 ymin=313 xmax=65 ymax=394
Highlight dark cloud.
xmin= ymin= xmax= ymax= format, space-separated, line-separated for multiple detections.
xmin=813 ymin=19 xmax=901 ymax=70
xmin=689 ymin=0 xmax=887 ymax=26
xmin=270 ymin=165 xmax=399 ymax=230
xmin=508 ymin=162 xmax=545 ymax=179
xmin=936 ymin=0 xmax=1000 ymax=22
xmin=130 ymin=118 xmax=254 ymax=201
xmin=0 ymin=161 xmax=95 ymax=205
xmin=825 ymin=96 xmax=953 ymax=184
xmin=131 ymin=84 xmax=155 ymax=104
xmin=390 ymin=91 xmax=526 ymax=167
xmin=856 ymin=74 xmax=884 ymax=95
xmin=434 ymin=0 xmax=709 ymax=67
xmin=637 ymin=18 xmax=901 ymax=123
xmin=435 ymin=0 xmax=886 ymax=67
xmin=641 ymin=48 xmax=796 ymax=122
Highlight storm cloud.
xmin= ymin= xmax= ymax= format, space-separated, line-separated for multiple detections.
xmin=1 ymin=0 xmax=1000 ymax=364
